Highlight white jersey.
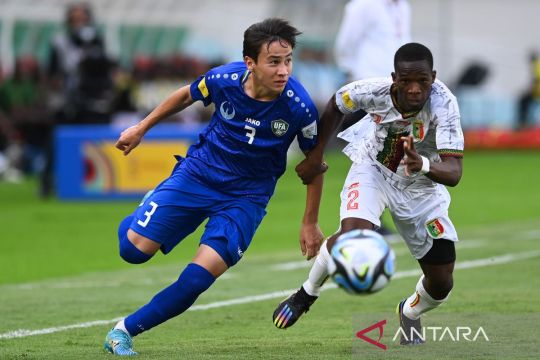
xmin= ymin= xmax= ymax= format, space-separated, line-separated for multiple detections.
xmin=335 ymin=77 xmax=464 ymax=189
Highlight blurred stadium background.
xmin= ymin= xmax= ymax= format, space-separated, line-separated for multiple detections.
xmin=1 ymin=0 xmax=540 ymax=191
xmin=0 ymin=1 xmax=539 ymax=359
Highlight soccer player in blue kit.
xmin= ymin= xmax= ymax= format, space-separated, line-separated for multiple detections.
xmin=103 ymin=18 xmax=326 ymax=356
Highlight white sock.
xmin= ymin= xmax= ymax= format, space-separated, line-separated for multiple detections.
xmin=302 ymin=240 xmax=331 ymax=297
xmin=114 ymin=319 xmax=131 ymax=336
xmin=402 ymin=275 xmax=450 ymax=320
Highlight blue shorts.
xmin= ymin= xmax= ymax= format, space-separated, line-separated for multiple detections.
xmin=130 ymin=169 xmax=267 ymax=267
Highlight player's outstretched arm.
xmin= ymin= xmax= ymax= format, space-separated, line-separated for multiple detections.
xmin=300 ymin=172 xmax=324 ymax=260
xmin=295 ymin=95 xmax=344 ymax=184
xmin=401 ymin=135 xmax=463 ymax=187
xmin=115 ymin=85 xmax=195 ymax=155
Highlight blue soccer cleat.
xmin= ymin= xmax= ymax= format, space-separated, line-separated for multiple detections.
xmin=104 ymin=328 xmax=138 ymax=356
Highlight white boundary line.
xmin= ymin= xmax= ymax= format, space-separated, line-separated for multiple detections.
xmin=270 ymin=240 xmax=487 ymax=271
xmin=1 ymin=250 xmax=539 ymax=340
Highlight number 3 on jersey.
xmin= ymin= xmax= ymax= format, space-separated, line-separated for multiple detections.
xmin=244 ymin=125 xmax=256 ymax=144
xmin=138 ymin=201 xmax=158 ymax=227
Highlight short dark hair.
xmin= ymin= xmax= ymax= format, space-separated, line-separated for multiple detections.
xmin=242 ymin=18 xmax=302 ymax=61
xmin=65 ymin=3 xmax=93 ymax=25
xmin=394 ymin=42 xmax=434 ymax=70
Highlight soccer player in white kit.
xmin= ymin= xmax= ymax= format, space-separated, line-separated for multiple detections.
xmin=272 ymin=43 xmax=464 ymax=345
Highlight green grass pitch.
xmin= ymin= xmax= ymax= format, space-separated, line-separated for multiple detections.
xmin=0 ymin=150 xmax=539 ymax=359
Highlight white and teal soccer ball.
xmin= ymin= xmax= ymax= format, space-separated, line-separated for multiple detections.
xmin=328 ymin=229 xmax=395 ymax=295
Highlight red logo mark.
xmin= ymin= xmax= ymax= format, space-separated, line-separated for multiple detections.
xmin=356 ymin=319 xmax=387 ymax=350
xmin=372 ymin=114 xmax=382 ymax=123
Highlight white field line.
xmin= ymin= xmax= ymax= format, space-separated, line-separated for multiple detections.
xmin=270 ymin=240 xmax=487 ymax=271
xmin=0 ymin=239 xmax=488 ymax=290
xmin=3 ymin=272 xmax=234 ymax=291
xmin=522 ymin=230 xmax=540 ymax=240
xmin=1 ymin=249 xmax=539 ymax=340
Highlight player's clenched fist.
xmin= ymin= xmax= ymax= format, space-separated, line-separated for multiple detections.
xmin=295 ymin=157 xmax=328 ymax=185
xmin=116 ymin=124 xmax=145 ymax=156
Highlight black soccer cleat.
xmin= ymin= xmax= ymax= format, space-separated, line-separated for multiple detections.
xmin=397 ymin=299 xmax=425 ymax=345
xmin=273 ymin=287 xmax=318 ymax=329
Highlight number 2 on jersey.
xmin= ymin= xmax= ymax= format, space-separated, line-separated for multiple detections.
xmin=244 ymin=125 xmax=256 ymax=144
xmin=347 ymin=189 xmax=359 ymax=210
xmin=138 ymin=201 xmax=158 ymax=227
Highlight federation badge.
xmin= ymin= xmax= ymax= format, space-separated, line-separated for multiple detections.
xmin=412 ymin=119 xmax=425 ymax=140
xmin=426 ymin=218 xmax=445 ymax=238
xmin=271 ymin=119 xmax=289 ymax=136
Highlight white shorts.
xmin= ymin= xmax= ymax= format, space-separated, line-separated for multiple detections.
xmin=339 ymin=162 xmax=458 ymax=259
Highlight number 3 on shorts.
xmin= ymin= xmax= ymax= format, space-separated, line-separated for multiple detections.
xmin=137 ymin=201 xmax=158 ymax=227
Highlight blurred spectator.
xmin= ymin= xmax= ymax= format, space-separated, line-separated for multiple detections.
xmin=0 ymin=56 xmax=51 ymax=185
xmin=48 ymin=2 xmax=114 ymax=123
xmin=334 ymin=0 xmax=411 ymax=82
xmin=0 ymin=56 xmax=48 ymax=126
xmin=37 ymin=2 xmax=116 ymax=197
xmin=128 ymin=55 xmax=212 ymax=125
xmin=517 ymin=52 xmax=540 ymax=129
xmin=334 ymin=0 xmax=411 ymax=129
xmin=0 ymin=62 xmax=21 ymax=182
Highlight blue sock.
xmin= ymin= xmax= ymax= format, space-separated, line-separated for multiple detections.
xmin=118 ymin=215 xmax=152 ymax=264
xmin=124 ymin=263 xmax=216 ymax=336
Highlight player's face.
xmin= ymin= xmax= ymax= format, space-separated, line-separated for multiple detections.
xmin=392 ymin=60 xmax=436 ymax=112
xmin=249 ymin=40 xmax=293 ymax=95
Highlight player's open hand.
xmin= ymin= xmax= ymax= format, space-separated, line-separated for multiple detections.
xmin=400 ymin=135 xmax=422 ymax=176
xmin=300 ymin=223 xmax=324 ymax=260
xmin=295 ymin=157 xmax=328 ymax=185
xmin=116 ymin=124 xmax=145 ymax=155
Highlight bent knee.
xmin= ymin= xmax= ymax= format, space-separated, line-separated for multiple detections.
xmin=118 ymin=228 xmax=156 ymax=264
xmin=425 ymin=274 xmax=453 ymax=299
xmin=119 ymin=234 xmax=152 ymax=264
xmin=436 ymin=276 xmax=453 ymax=296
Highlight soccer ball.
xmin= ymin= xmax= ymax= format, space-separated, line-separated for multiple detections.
xmin=328 ymin=229 xmax=395 ymax=295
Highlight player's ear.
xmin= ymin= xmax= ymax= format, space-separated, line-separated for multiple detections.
xmin=244 ymin=56 xmax=255 ymax=71
xmin=431 ymin=70 xmax=437 ymax=83
xmin=391 ymin=72 xmax=397 ymax=82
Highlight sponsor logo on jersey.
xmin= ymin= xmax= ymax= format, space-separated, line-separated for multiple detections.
xmin=245 ymin=118 xmax=260 ymax=126
xmin=198 ymin=77 xmax=209 ymax=98
xmin=219 ymin=101 xmax=236 ymax=120
xmin=341 ymin=90 xmax=355 ymax=110
xmin=301 ymin=120 xmax=317 ymax=139
xmin=412 ymin=119 xmax=425 ymax=140
xmin=271 ymin=119 xmax=289 ymax=136
xmin=426 ymin=218 xmax=444 ymax=238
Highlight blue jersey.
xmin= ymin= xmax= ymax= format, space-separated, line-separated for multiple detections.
xmin=181 ymin=61 xmax=319 ymax=205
